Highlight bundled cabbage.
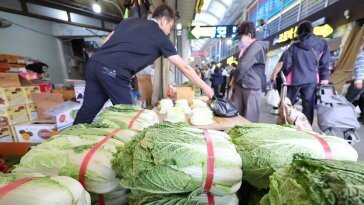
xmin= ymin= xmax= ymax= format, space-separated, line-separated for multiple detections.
xmin=158 ymin=99 xmax=174 ymax=114
xmin=260 ymin=155 xmax=364 ymax=205
xmin=190 ymin=108 xmax=214 ymax=126
xmin=12 ymin=131 xmax=125 ymax=194
xmin=0 ymin=173 xmax=91 ymax=205
xmin=165 ymin=107 xmax=186 ymax=123
xmin=62 ymin=124 xmax=138 ymax=143
xmin=112 ymin=123 xmax=242 ymax=200
xmin=227 ymin=124 xmax=358 ymax=189
xmin=191 ymin=99 xmax=208 ymax=109
xmin=91 ymin=189 xmax=128 ymax=205
xmin=175 ymin=99 xmax=192 ymax=115
xmin=93 ymin=104 xmax=159 ymax=131
xmin=130 ymin=194 xmax=239 ymax=205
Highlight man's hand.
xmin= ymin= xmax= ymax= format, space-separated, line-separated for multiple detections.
xmin=354 ymin=79 xmax=363 ymax=89
xmin=320 ymin=80 xmax=329 ymax=85
xmin=271 ymin=74 xmax=277 ymax=82
xmin=202 ymin=85 xmax=214 ymax=99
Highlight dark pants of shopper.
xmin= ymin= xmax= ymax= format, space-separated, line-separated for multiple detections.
xmin=74 ymin=60 xmax=132 ymax=125
xmin=231 ymin=85 xmax=263 ymax=123
xmin=220 ymin=77 xmax=227 ymax=97
xmin=213 ymin=84 xmax=221 ymax=98
xmin=287 ymin=83 xmax=316 ymax=125
xmin=345 ymin=81 xmax=364 ymax=119
xmin=273 ymin=75 xmax=284 ymax=110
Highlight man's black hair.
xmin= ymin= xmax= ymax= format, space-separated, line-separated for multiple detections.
xmin=297 ymin=21 xmax=313 ymax=35
xmin=152 ymin=4 xmax=175 ymax=21
xmin=237 ymin=21 xmax=256 ymax=38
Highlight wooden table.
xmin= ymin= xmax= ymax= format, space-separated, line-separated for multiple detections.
xmin=153 ymin=107 xmax=250 ymax=131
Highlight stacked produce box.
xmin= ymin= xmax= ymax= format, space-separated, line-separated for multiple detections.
xmin=0 ymin=84 xmax=41 ymax=142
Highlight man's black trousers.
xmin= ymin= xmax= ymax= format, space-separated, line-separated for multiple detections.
xmin=74 ymin=60 xmax=132 ymax=125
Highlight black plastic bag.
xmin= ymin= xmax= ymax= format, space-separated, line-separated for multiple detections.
xmin=211 ymin=98 xmax=238 ymax=117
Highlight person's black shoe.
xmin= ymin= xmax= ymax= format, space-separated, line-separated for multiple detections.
xmin=358 ymin=117 xmax=364 ymax=124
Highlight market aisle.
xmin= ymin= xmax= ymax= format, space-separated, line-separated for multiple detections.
xmin=259 ymin=102 xmax=364 ymax=161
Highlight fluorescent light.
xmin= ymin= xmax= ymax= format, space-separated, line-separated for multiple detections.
xmin=176 ymin=23 xmax=182 ymax=30
xmin=92 ymin=3 xmax=101 ymax=13
xmin=227 ymin=39 xmax=232 ymax=45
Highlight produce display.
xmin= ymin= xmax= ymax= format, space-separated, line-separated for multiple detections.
xmin=191 ymin=99 xmax=208 ymax=109
xmin=93 ymin=105 xmax=159 ymax=131
xmin=112 ymin=123 xmax=242 ymax=201
xmin=158 ymin=99 xmax=173 ymax=114
xmin=227 ymin=124 xmax=358 ymax=189
xmin=165 ymin=107 xmax=186 ymax=123
xmin=90 ymin=189 xmax=128 ymax=205
xmin=12 ymin=128 xmax=126 ymax=194
xmin=260 ymin=155 xmax=364 ymax=205
xmin=190 ymin=107 xmax=214 ymax=126
xmin=175 ymin=99 xmax=192 ymax=115
xmin=62 ymin=124 xmax=137 ymax=144
xmin=130 ymin=193 xmax=239 ymax=205
xmin=0 ymin=173 xmax=91 ymax=205
xmin=2 ymin=102 xmax=364 ymax=205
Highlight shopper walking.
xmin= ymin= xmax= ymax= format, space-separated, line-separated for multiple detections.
xmin=283 ymin=21 xmax=330 ymax=125
xmin=231 ymin=21 xmax=269 ymax=123
xmin=74 ymin=4 xmax=213 ymax=124
xmin=227 ymin=62 xmax=237 ymax=98
xmin=346 ymin=38 xmax=364 ymax=123
xmin=221 ymin=65 xmax=228 ymax=97
xmin=269 ymin=51 xmax=287 ymax=115
xmin=204 ymin=62 xmax=215 ymax=87
xmin=211 ymin=65 xmax=224 ymax=98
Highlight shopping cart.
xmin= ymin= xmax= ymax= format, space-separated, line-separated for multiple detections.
xmin=316 ymin=84 xmax=360 ymax=144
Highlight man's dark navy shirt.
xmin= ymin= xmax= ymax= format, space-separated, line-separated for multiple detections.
xmin=91 ymin=18 xmax=177 ymax=78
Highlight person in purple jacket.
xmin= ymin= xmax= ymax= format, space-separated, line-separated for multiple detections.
xmin=283 ymin=21 xmax=330 ymax=125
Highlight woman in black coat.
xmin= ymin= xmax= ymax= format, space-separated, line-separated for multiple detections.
xmin=211 ymin=66 xmax=224 ymax=98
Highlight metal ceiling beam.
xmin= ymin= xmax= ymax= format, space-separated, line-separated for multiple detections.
xmin=29 ymin=0 xmax=122 ymax=21
xmin=0 ymin=0 xmax=122 ymax=31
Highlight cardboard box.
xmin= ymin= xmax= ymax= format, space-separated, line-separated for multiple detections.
xmin=26 ymin=103 xmax=38 ymax=120
xmin=0 ymin=126 xmax=13 ymax=142
xmin=44 ymin=101 xmax=81 ymax=130
xmin=0 ymin=116 xmax=9 ymax=127
xmin=0 ymin=104 xmax=29 ymax=125
xmin=74 ymin=86 xmax=85 ymax=102
xmin=9 ymin=67 xmax=26 ymax=73
xmin=176 ymin=86 xmax=194 ymax=105
xmin=14 ymin=121 xmax=56 ymax=143
xmin=19 ymin=78 xmax=52 ymax=93
xmin=53 ymin=88 xmax=76 ymax=101
xmin=0 ymin=63 xmax=25 ymax=69
xmin=22 ymin=86 xmax=40 ymax=104
xmin=31 ymin=93 xmax=64 ymax=119
xmin=137 ymin=75 xmax=153 ymax=106
xmin=0 ymin=73 xmax=21 ymax=87
xmin=0 ymin=87 xmax=27 ymax=107
xmin=19 ymin=72 xmax=39 ymax=80
xmin=0 ymin=54 xmax=22 ymax=64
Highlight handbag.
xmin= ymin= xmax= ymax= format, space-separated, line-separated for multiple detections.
xmin=277 ymin=78 xmax=313 ymax=131
xmin=211 ymin=98 xmax=238 ymax=117
xmin=266 ymin=89 xmax=280 ymax=107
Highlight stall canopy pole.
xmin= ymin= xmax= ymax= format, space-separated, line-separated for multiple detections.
xmin=330 ymin=23 xmax=364 ymax=92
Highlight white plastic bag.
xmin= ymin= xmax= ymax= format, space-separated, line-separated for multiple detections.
xmin=266 ymin=89 xmax=280 ymax=107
